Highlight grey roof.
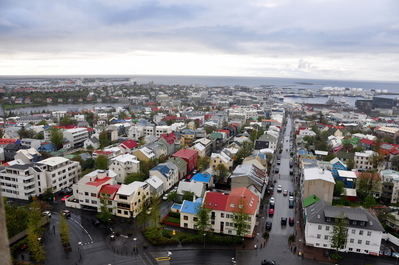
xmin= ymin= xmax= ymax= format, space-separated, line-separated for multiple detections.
xmin=306 ymin=200 xmax=384 ymax=232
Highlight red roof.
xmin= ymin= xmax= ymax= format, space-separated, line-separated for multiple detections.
xmin=121 ymin=139 xmax=138 ymax=149
xmin=391 ymin=148 xmax=399 ymax=155
xmin=94 ymin=150 xmax=113 ymax=155
xmin=86 ymin=176 xmax=112 ymax=187
xmin=0 ymin=139 xmax=17 ymax=145
xmin=359 ymin=138 xmax=375 ymax=146
xmin=160 ymin=132 xmax=177 ymax=145
xmin=204 ymin=192 xmax=229 ymax=211
xmin=99 ymin=184 xmax=121 ymax=199
xmin=172 ymin=148 xmax=198 ymax=159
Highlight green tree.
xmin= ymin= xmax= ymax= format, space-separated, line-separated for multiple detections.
xmin=249 ymin=130 xmax=258 ymax=142
xmin=391 ymin=155 xmax=399 ymax=171
xmin=232 ymin=197 xmax=251 ymax=237
xmin=182 ymin=191 xmax=195 ymax=202
xmin=356 ymin=172 xmax=382 ymax=200
xmin=235 ymin=141 xmax=253 ymax=165
xmin=197 ymin=156 xmax=210 ymax=171
xmin=99 ymin=131 xmax=110 ymax=148
xmin=59 ymin=116 xmax=77 ymax=126
xmin=97 ymin=193 xmax=113 ymax=223
xmin=149 ymin=191 xmax=161 ymax=228
xmin=167 ymin=191 xmax=178 ymax=202
xmin=346 ymin=159 xmax=355 ymax=171
xmin=95 ymin=155 xmax=109 ymax=170
xmin=124 ymin=172 xmax=147 ymax=184
xmin=59 ymin=214 xmax=71 ymax=251
xmin=333 ymin=181 xmax=346 ymax=197
xmin=37 ymin=120 xmax=48 ymax=126
xmin=50 ymin=127 xmax=64 ymax=150
xmin=136 ymin=194 xmax=151 ymax=228
xmin=194 ymin=204 xmax=212 ymax=235
xmin=214 ymin=163 xmax=228 ymax=183
xmin=363 ymin=195 xmax=377 ymax=208
xmin=323 ymin=153 xmax=336 ymax=161
xmin=330 ymin=211 xmax=348 ymax=259
xmin=26 ymin=226 xmax=45 ymax=264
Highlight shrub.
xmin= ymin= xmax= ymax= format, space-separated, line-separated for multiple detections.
xmin=168 ymin=212 xmax=181 ymax=218
xmin=263 ymin=231 xmax=269 ymax=240
xmin=288 ymin=234 xmax=295 ymax=243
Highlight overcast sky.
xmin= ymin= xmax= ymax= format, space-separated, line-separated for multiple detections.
xmin=1 ymin=0 xmax=399 ymax=81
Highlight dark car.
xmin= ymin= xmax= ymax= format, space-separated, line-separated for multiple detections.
xmin=289 ymin=191 xmax=294 ymax=196
xmin=261 ymin=260 xmax=277 ymax=265
xmin=265 ymin=221 xmax=272 ymax=230
xmin=281 ymin=217 xmax=287 ymax=225
xmin=91 ymin=218 xmax=101 ymax=226
xmin=289 ymin=200 xmax=294 ymax=208
xmin=289 ymin=217 xmax=295 ymax=226
xmin=269 ymin=203 xmax=275 ymax=209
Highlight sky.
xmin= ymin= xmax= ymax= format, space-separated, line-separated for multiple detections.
xmin=0 ymin=0 xmax=399 ymax=81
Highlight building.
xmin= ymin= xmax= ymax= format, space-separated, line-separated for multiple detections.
xmin=64 ymin=127 xmax=89 ymax=148
xmin=354 ymin=151 xmax=381 ymax=172
xmin=254 ymin=133 xmax=278 ymax=151
xmin=109 ymin=154 xmax=140 ymax=184
xmin=374 ymin=126 xmax=399 ymax=140
xmin=304 ymin=200 xmax=384 ymax=255
xmin=149 ymin=163 xmax=179 ymax=192
xmin=230 ymin=164 xmax=268 ymax=197
xmin=172 ymin=149 xmax=198 ymax=173
xmin=114 ymin=181 xmax=150 ymax=218
xmin=132 ymin=147 xmax=156 ymax=162
xmin=210 ymin=151 xmax=234 ymax=171
xmin=301 ymin=167 xmax=335 ymax=204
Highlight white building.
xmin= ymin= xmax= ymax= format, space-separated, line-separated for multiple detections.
xmin=114 ymin=181 xmax=150 ymax=218
xmin=354 ymin=150 xmax=381 ymax=172
xmin=304 ymin=200 xmax=384 ymax=256
xmin=301 ymin=167 xmax=335 ymax=205
xmin=64 ymin=127 xmax=89 ymax=148
xmin=109 ymin=154 xmax=140 ymax=184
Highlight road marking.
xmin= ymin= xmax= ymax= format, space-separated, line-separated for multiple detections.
xmin=156 ymin=257 xmax=171 ymax=261
xmin=70 ymin=217 xmax=94 ymax=244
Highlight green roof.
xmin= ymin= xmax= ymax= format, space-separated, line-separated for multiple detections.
xmin=303 ymin=195 xmax=320 ymax=208
xmin=64 ymin=155 xmax=76 ymax=159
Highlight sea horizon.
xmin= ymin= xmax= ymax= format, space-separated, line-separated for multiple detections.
xmin=1 ymin=74 xmax=399 ymax=93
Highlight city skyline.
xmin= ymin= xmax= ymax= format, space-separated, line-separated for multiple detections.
xmin=1 ymin=0 xmax=399 ymax=81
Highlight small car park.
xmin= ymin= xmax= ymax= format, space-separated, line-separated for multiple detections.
xmin=269 ymin=203 xmax=275 ymax=209
xmin=289 ymin=218 xmax=295 ymax=226
xmin=281 ymin=217 xmax=287 ymax=225
xmin=277 ymin=160 xmax=281 ymax=165
xmin=265 ymin=222 xmax=272 ymax=230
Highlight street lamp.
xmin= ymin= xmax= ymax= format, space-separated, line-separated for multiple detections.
xmin=133 ymin=237 xmax=137 ymax=253
xmin=203 ymin=234 xmax=206 ymax=249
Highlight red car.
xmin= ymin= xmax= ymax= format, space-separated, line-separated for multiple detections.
xmin=269 ymin=208 xmax=274 ymax=215
xmin=61 ymin=195 xmax=70 ymax=201
xmin=289 ymin=217 xmax=295 ymax=225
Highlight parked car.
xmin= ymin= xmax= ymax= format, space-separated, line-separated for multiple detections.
xmin=289 ymin=196 xmax=294 ymax=201
xmin=265 ymin=222 xmax=272 ymax=230
xmin=277 ymin=160 xmax=281 ymax=165
xmin=289 ymin=200 xmax=294 ymax=208
xmin=261 ymin=260 xmax=277 ymax=265
xmin=277 ymin=185 xmax=282 ymax=193
xmin=269 ymin=209 xmax=274 ymax=216
xmin=289 ymin=218 xmax=295 ymax=226
xmin=61 ymin=195 xmax=70 ymax=202
xmin=42 ymin=211 xmax=51 ymax=218
xmin=281 ymin=217 xmax=287 ymax=225
xmin=289 ymin=191 xmax=294 ymax=196
xmin=269 ymin=203 xmax=275 ymax=209
xmin=283 ymin=190 xmax=288 ymax=196
xmin=163 ymin=193 xmax=169 ymax=201
xmin=91 ymin=218 xmax=101 ymax=226
xmin=270 ymin=197 xmax=275 ymax=204
xmin=146 ymin=207 xmax=152 ymax=215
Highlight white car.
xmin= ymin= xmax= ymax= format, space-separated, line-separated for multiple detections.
xmin=277 ymin=185 xmax=282 ymax=192
xmin=163 ymin=193 xmax=169 ymax=201
xmin=42 ymin=211 xmax=51 ymax=218
xmin=270 ymin=197 xmax=275 ymax=204
xmin=289 ymin=196 xmax=294 ymax=201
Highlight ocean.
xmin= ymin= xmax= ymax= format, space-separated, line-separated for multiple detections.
xmin=1 ymin=75 xmax=399 ymax=93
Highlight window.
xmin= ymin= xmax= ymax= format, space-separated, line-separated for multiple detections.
xmin=85 ymin=192 xmax=89 ymax=196
xmin=351 ymin=229 xmax=356 ymax=234
xmin=356 ymin=249 xmax=361 ymax=252
xmin=366 ymin=241 xmax=370 ymax=246
xmin=323 ymin=244 xmax=327 ymax=247
xmin=350 ymin=239 xmax=354 ymax=243
xmin=317 ymin=234 xmax=321 ymax=239
xmin=358 ymin=240 xmax=362 ymax=244
xmin=348 ymin=248 xmax=353 ymax=251
xmin=316 ymin=243 xmax=320 ymax=246
xmin=359 ymin=230 xmax=363 ymax=235
xmin=324 ymin=235 xmax=329 ymax=240
xmin=193 ymin=217 xmax=198 ymax=221
xmin=367 ymin=231 xmax=372 ymax=236
xmin=183 ymin=215 xmax=188 ymax=220
xmin=184 ymin=223 xmax=188 ymax=228
xmin=221 ymin=213 xmax=224 ymax=218
xmin=325 ymin=226 xmax=330 ymax=231
xmin=318 ymin=225 xmax=322 ymax=230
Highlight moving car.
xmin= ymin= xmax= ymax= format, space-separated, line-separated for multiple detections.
xmin=62 ymin=210 xmax=71 ymax=218
xmin=261 ymin=260 xmax=277 ymax=265
xmin=289 ymin=200 xmax=294 ymax=208
xmin=269 ymin=197 xmax=275 ymax=204
xmin=265 ymin=222 xmax=272 ymax=230
xmin=283 ymin=190 xmax=288 ymax=196
xmin=289 ymin=191 xmax=294 ymax=196
xmin=281 ymin=217 xmax=287 ymax=225
xmin=277 ymin=185 xmax=282 ymax=193
xmin=269 ymin=209 xmax=274 ymax=216
xmin=277 ymin=160 xmax=281 ymax=165
xmin=42 ymin=211 xmax=51 ymax=218
xmin=289 ymin=196 xmax=294 ymax=201
xmin=289 ymin=218 xmax=295 ymax=226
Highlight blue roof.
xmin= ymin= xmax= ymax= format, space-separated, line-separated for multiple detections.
xmin=180 ymin=198 xmax=202 ymax=214
xmin=298 ymin=150 xmax=308 ymax=155
xmin=191 ymin=173 xmax=211 ymax=183
xmin=151 ymin=164 xmax=171 ymax=178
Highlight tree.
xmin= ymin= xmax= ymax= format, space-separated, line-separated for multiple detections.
xmin=194 ymin=204 xmax=212 ymax=235
xmin=346 ymin=159 xmax=355 ymax=171
xmin=197 ymin=156 xmax=210 ymax=171
xmin=391 ymin=155 xmax=399 ymax=171
xmin=333 ymin=181 xmax=346 ymax=197
xmin=167 ymin=191 xmax=178 ymax=202
xmin=26 ymin=226 xmax=45 ymax=264
xmin=99 ymin=131 xmax=110 ymax=148
xmin=50 ymin=127 xmax=64 ymax=150
xmin=182 ymin=191 xmax=195 ymax=202
xmin=59 ymin=214 xmax=71 ymax=251
xmin=136 ymin=194 xmax=151 ymax=228
xmin=356 ymin=172 xmax=382 ymax=200
xmin=235 ymin=141 xmax=253 ymax=165
xmin=124 ymin=172 xmax=147 ymax=184
xmin=148 ymin=191 xmax=161 ymax=228
xmin=323 ymin=153 xmax=336 ymax=161
xmin=97 ymin=193 xmax=113 ymax=223
xmin=214 ymin=163 xmax=228 ymax=183
xmin=95 ymin=155 xmax=109 ymax=170
xmin=330 ymin=211 xmax=348 ymax=259
xmin=249 ymin=130 xmax=258 ymax=142
xmin=363 ymin=195 xmax=377 ymax=208
xmin=232 ymin=197 xmax=251 ymax=237
xmin=59 ymin=116 xmax=77 ymax=126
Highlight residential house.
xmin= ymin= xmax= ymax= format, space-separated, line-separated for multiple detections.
xmin=83 ymin=135 xmax=100 ymax=150
xmin=38 ymin=142 xmax=56 ymax=153
xmin=176 ymin=181 xmax=206 ymax=200
xmin=14 ymin=148 xmax=42 ymax=163
xmin=114 ymin=181 xmax=150 ymax=218
xmin=380 ymin=170 xmax=399 ymax=204
xmin=149 ymin=163 xmax=179 ymax=192
xmin=109 ymin=154 xmax=140 ymax=184
xmin=374 ymin=126 xmax=399 ymax=140
xmin=119 ymin=139 xmax=138 ymax=154
xmin=336 ymin=170 xmax=357 ymax=189
xmin=145 ymin=175 xmax=164 ymax=198
xmin=180 ymin=129 xmax=196 ymax=147
xmin=167 ymin=157 xmax=188 ymax=180
xmin=172 ymin=149 xmax=198 ymax=173
xmin=254 ymin=133 xmax=278 ymax=151
xmin=201 ymin=187 xmax=259 ymax=237
xmin=19 ymin=138 xmax=42 ymax=150
xmin=329 ymin=157 xmax=347 ymax=178
xmin=230 ymin=164 xmax=268 ymax=196
xmin=301 ymin=167 xmax=335 ymax=204
xmin=304 ymin=200 xmax=384 ymax=256
xmin=210 ymin=151 xmax=234 ymax=171
xmin=64 ymin=127 xmax=89 ymax=148
xmin=179 ymin=198 xmax=203 ymax=229
xmin=190 ymin=173 xmax=213 ymax=190
xmin=3 ymin=131 xmax=20 ymax=140
xmin=132 ymin=147 xmax=156 ymax=162
xmin=354 ymin=150 xmax=383 ymax=172
xmin=4 ymin=144 xmax=23 ymax=162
